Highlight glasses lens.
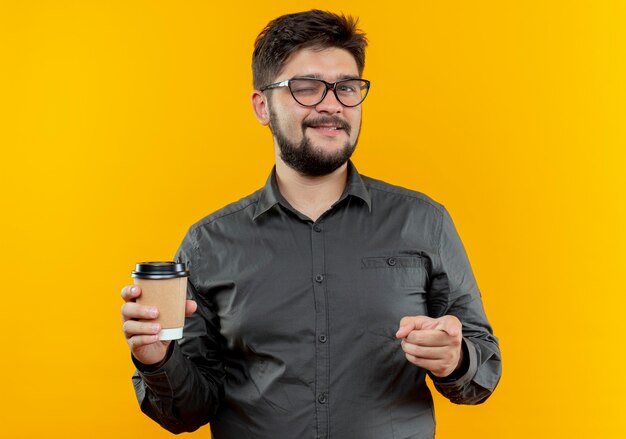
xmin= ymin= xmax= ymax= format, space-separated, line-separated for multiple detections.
xmin=288 ymin=79 xmax=326 ymax=106
xmin=335 ymin=79 xmax=369 ymax=107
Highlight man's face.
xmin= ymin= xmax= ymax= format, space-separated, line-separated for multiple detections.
xmin=265 ymin=47 xmax=363 ymax=176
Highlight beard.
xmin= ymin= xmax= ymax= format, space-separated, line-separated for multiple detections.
xmin=269 ymin=107 xmax=359 ymax=177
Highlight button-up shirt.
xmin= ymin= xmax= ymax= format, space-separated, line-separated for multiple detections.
xmin=132 ymin=161 xmax=501 ymax=439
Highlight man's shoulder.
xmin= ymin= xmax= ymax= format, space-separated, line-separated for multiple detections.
xmin=188 ymin=187 xmax=263 ymax=232
xmin=361 ymin=174 xmax=446 ymax=215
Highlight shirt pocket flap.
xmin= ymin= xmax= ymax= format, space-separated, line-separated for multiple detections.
xmin=361 ymin=255 xmax=424 ymax=270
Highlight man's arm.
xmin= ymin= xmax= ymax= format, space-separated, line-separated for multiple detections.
xmin=398 ymin=207 xmax=501 ymax=405
xmin=124 ymin=227 xmax=226 ymax=433
xmin=129 ymin=280 xmax=225 ymax=433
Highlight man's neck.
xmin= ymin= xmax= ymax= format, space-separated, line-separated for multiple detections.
xmin=275 ymin=158 xmax=349 ymax=222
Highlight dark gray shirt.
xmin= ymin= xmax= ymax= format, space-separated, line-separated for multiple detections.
xmin=132 ymin=161 xmax=501 ymax=439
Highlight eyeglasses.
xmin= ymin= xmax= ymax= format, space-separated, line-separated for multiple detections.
xmin=260 ymin=77 xmax=371 ymax=107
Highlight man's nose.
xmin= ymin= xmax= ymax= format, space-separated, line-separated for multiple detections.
xmin=314 ymin=87 xmax=343 ymax=114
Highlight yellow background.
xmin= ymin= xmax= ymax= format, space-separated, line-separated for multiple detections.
xmin=1 ymin=1 xmax=625 ymax=438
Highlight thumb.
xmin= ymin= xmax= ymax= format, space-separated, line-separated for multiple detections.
xmin=185 ymin=299 xmax=197 ymax=317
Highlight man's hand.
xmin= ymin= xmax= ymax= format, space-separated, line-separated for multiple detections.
xmin=120 ymin=285 xmax=197 ymax=366
xmin=395 ymin=315 xmax=464 ymax=378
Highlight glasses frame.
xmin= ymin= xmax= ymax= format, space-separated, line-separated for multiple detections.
xmin=259 ymin=77 xmax=371 ymax=108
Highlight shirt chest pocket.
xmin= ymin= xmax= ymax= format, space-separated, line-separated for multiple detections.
xmin=356 ymin=255 xmax=429 ymax=332
xmin=361 ymin=255 xmax=428 ymax=288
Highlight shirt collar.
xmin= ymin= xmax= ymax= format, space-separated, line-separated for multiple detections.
xmin=253 ymin=160 xmax=372 ymax=221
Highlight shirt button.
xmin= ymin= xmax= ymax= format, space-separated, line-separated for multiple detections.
xmin=318 ymin=393 xmax=328 ymax=404
xmin=313 ymin=224 xmax=322 ymax=232
xmin=315 ymin=274 xmax=324 ymax=283
xmin=387 ymin=257 xmax=397 ymax=266
xmin=318 ymin=334 xmax=327 ymax=343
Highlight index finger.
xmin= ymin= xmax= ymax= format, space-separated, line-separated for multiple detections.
xmin=405 ymin=329 xmax=451 ymax=347
xmin=121 ymin=285 xmax=141 ymax=302
xmin=396 ymin=315 xmax=435 ymax=339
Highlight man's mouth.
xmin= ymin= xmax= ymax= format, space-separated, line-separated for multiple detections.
xmin=304 ymin=118 xmax=351 ymax=136
xmin=311 ymin=124 xmax=341 ymax=130
xmin=308 ymin=125 xmax=343 ymax=137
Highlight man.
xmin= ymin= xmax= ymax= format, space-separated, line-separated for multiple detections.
xmin=121 ymin=10 xmax=501 ymax=439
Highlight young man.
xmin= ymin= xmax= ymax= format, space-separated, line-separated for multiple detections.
xmin=121 ymin=10 xmax=501 ymax=439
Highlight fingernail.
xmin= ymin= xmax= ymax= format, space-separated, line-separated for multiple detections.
xmin=152 ymin=324 xmax=160 ymax=333
xmin=148 ymin=308 xmax=158 ymax=317
xmin=131 ymin=286 xmax=138 ymax=294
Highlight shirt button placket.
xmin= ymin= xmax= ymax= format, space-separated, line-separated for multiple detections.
xmin=310 ymin=221 xmax=329 ymax=438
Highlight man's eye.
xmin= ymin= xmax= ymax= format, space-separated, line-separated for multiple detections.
xmin=338 ymin=84 xmax=357 ymax=93
xmin=292 ymin=87 xmax=318 ymax=95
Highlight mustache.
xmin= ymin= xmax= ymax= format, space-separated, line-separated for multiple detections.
xmin=302 ymin=116 xmax=351 ymax=135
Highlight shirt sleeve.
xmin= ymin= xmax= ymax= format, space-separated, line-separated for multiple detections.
xmin=131 ymin=229 xmax=225 ymax=433
xmin=427 ymin=207 xmax=502 ymax=405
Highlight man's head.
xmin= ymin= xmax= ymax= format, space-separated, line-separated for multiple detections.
xmin=251 ymin=10 xmax=369 ymax=177
xmin=252 ymin=10 xmax=367 ymax=92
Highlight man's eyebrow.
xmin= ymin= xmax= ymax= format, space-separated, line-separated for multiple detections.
xmin=292 ymin=73 xmax=361 ymax=81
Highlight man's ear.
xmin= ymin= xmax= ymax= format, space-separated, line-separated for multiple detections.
xmin=251 ymin=90 xmax=270 ymax=126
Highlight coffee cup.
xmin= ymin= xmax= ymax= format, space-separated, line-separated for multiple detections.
xmin=131 ymin=261 xmax=190 ymax=340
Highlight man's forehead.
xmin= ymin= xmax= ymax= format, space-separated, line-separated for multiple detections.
xmin=275 ymin=47 xmax=360 ymax=81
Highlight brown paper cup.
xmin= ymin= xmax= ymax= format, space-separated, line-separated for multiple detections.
xmin=134 ymin=277 xmax=187 ymax=340
xmin=131 ymin=261 xmax=190 ymax=341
